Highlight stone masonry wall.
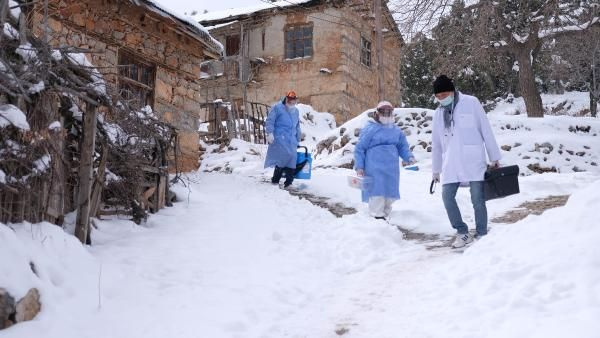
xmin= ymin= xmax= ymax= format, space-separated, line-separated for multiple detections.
xmin=202 ymin=5 xmax=402 ymax=124
xmin=31 ymin=0 xmax=212 ymax=171
xmin=204 ymin=7 xmax=350 ymax=122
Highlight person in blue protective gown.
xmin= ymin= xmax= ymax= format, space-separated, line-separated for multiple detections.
xmin=354 ymin=101 xmax=416 ymax=220
xmin=264 ymin=91 xmax=302 ymax=188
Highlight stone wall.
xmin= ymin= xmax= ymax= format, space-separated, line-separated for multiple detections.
xmin=202 ymin=4 xmax=403 ymax=123
xmin=31 ymin=0 xmax=214 ymax=171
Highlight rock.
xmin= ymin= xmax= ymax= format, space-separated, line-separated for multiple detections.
xmin=584 ymin=145 xmax=590 ymax=150
xmin=15 ymin=288 xmax=41 ymax=323
xmin=501 ymin=145 xmax=512 ymax=151
xmin=419 ymin=141 xmax=428 ymax=149
xmin=316 ymin=136 xmax=337 ymax=155
xmin=426 ymin=146 xmax=432 ymax=152
xmin=576 ymin=151 xmax=586 ymax=157
xmin=411 ymin=112 xmax=418 ymax=119
xmin=591 ymin=162 xmax=598 ymax=166
xmin=410 ymin=145 xmax=415 ymax=151
xmin=568 ymin=126 xmax=576 ymax=133
xmin=534 ymin=142 xmax=553 ymax=154
xmin=397 ymin=121 xmax=404 ymax=127
xmin=576 ymin=125 xmax=591 ymax=133
xmin=340 ymin=134 xmax=351 ymax=147
xmin=403 ymin=129 xmax=412 ymax=136
xmin=506 ymin=124 xmax=511 ymax=130
xmin=558 ymin=150 xmax=563 ymax=155
xmin=339 ymin=128 xmax=346 ymax=136
xmin=572 ymin=166 xmax=586 ymax=173
xmin=421 ymin=111 xmax=427 ymax=117
xmin=353 ymin=128 xmax=361 ymax=137
xmin=566 ymin=150 xmax=574 ymax=155
xmin=0 ymin=288 xmax=16 ymax=329
xmin=522 ymin=156 xmax=531 ymax=159
xmin=527 ymin=163 xmax=557 ymax=173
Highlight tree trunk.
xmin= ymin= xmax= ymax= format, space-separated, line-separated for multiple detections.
xmin=515 ymin=49 xmax=544 ymax=117
xmin=591 ymin=91 xmax=598 ymax=117
xmin=75 ymin=104 xmax=97 ymax=244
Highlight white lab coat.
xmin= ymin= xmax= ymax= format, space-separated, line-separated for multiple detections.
xmin=432 ymin=92 xmax=501 ymax=185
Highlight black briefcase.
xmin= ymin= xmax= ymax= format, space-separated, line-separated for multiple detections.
xmin=484 ymin=165 xmax=520 ymax=201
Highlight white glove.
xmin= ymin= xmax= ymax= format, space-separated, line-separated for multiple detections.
xmin=432 ymin=172 xmax=440 ymax=183
xmin=266 ymin=134 xmax=274 ymax=144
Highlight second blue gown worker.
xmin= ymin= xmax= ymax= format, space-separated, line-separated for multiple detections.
xmin=264 ymin=91 xmax=302 ymax=188
xmin=354 ymin=101 xmax=416 ymax=220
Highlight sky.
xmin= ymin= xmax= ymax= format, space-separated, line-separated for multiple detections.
xmin=154 ymin=0 xmax=257 ymax=17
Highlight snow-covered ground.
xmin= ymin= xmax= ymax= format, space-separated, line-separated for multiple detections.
xmin=2 ymin=92 xmax=600 ymax=337
xmin=2 ymin=169 xmax=599 ymax=337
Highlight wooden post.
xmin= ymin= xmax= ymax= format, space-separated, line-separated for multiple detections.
xmin=374 ymin=0 xmax=385 ymax=101
xmin=75 ymin=104 xmax=97 ymax=244
xmin=89 ymin=146 xmax=108 ymax=219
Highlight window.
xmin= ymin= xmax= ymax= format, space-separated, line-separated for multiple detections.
xmin=226 ymin=35 xmax=240 ymax=56
xmin=118 ymin=50 xmax=155 ymax=109
xmin=360 ymin=36 xmax=372 ymax=67
xmin=285 ymin=25 xmax=313 ymax=59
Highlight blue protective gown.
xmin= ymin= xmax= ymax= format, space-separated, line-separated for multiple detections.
xmin=354 ymin=120 xmax=413 ymax=203
xmin=264 ymin=102 xmax=301 ymax=169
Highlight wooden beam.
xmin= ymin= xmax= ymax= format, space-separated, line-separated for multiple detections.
xmin=74 ymin=104 xmax=97 ymax=244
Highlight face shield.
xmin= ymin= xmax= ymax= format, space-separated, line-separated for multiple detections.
xmin=376 ymin=107 xmax=395 ymax=125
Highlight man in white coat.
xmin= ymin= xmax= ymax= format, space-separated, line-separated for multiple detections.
xmin=431 ymin=75 xmax=502 ymax=248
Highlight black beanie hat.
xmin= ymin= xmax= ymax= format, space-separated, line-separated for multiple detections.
xmin=433 ymin=75 xmax=455 ymax=94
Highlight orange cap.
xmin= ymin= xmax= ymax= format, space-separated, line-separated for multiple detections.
xmin=286 ymin=91 xmax=297 ymax=99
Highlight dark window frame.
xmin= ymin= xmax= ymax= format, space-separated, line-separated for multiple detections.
xmin=226 ymin=34 xmax=241 ymax=56
xmin=284 ymin=24 xmax=313 ymax=60
xmin=360 ymin=36 xmax=372 ymax=67
xmin=118 ymin=50 xmax=156 ymax=109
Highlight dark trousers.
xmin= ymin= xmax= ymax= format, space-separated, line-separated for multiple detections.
xmin=271 ymin=166 xmax=295 ymax=187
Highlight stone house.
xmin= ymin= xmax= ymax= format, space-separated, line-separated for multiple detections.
xmin=197 ymin=0 xmax=403 ymax=123
xmin=29 ymin=0 xmax=223 ymax=171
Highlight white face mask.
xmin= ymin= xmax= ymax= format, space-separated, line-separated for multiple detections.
xmin=436 ymin=95 xmax=454 ymax=107
xmin=379 ymin=116 xmax=394 ymax=125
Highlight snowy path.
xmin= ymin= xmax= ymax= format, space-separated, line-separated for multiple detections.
xmin=4 ymin=171 xmax=599 ymax=338
xmin=50 ymin=173 xmax=450 ymax=338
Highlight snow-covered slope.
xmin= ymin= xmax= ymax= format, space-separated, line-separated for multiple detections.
xmin=313 ymin=92 xmax=600 ymax=175
xmin=347 ymin=178 xmax=600 ymax=338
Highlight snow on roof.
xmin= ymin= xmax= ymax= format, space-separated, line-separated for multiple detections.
xmin=195 ymin=0 xmax=313 ymax=24
xmin=131 ymin=0 xmax=224 ymax=54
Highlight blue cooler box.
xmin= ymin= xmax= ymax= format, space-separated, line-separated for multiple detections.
xmin=295 ymin=146 xmax=312 ymax=179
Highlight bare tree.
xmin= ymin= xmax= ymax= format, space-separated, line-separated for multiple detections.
xmin=551 ymin=26 xmax=600 ymax=116
xmin=469 ymin=1 xmax=599 ymax=117
xmin=392 ymin=0 xmax=599 ymax=117
xmin=389 ymin=0 xmax=454 ymax=41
